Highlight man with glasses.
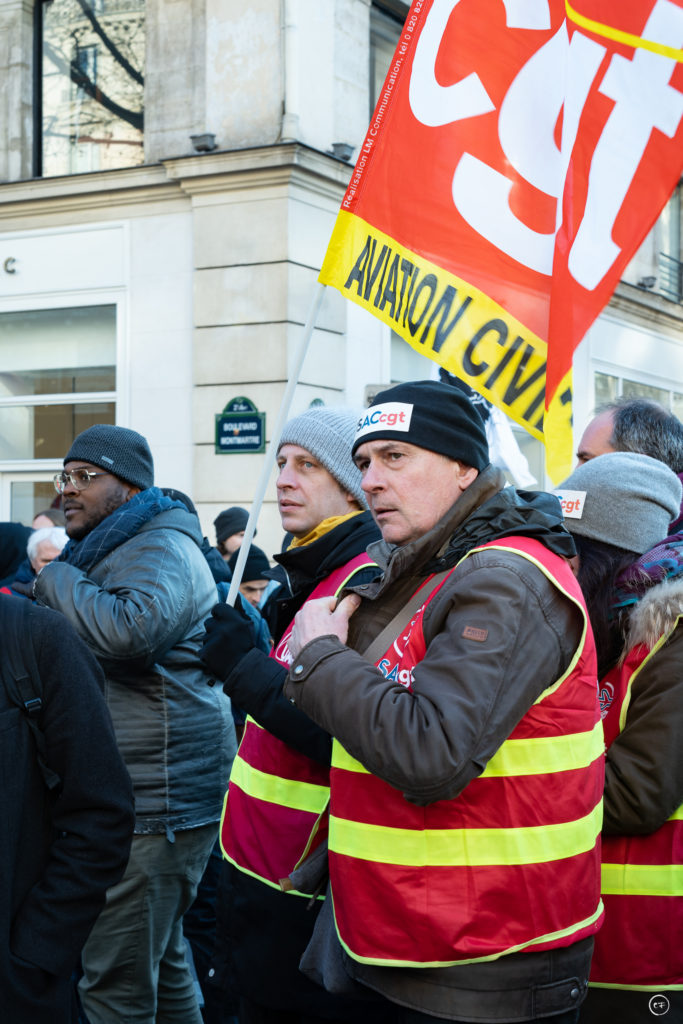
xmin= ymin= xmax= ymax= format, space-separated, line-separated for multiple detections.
xmin=35 ymin=423 xmax=236 ymax=1024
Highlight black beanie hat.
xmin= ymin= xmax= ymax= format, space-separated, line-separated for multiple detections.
xmin=352 ymin=380 xmax=489 ymax=470
xmin=64 ymin=424 xmax=154 ymax=490
xmin=228 ymin=543 xmax=270 ymax=581
xmin=214 ymin=507 xmax=252 ymax=545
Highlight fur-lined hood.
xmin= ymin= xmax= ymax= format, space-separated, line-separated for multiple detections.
xmin=625 ymin=576 xmax=683 ymax=652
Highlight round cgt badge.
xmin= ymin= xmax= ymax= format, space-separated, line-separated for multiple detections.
xmin=649 ymin=994 xmax=670 ymax=1016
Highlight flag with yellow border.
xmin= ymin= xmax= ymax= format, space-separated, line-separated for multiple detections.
xmin=320 ymin=0 xmax=683 ymax=481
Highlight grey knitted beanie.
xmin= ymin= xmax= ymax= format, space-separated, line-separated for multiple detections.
xmin=278 ymin=407 xmax=366 ymax=507
xmin=64 ymin=424 xmax=154 ymax=491
xmin=557 ymin=452 xmax=682 ymax=554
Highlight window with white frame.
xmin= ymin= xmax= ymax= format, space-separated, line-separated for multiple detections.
xmin=0 ymin=305 xmax=117 ymax=462
xmin=658 ymin=182 xmax=683 ymax=302
xmin=370 ymin=2 xmax=408 ymax=115
xmin=595 ymin=370 xmax=683 ymax=420
xmin=40 ymin=0 xmax=145 ymax=177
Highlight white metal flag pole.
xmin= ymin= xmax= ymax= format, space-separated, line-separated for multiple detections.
xmin=226 ymin=280 xmax=327 ymax=605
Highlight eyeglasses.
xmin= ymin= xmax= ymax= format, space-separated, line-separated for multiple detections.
xmin=53 ymin=469 xmax=111 ymax=494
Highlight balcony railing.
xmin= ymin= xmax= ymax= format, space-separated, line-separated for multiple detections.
xmin=658 ymin=251 xmax=683 ymax=303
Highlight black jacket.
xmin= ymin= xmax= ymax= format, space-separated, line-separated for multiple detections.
xmin=0 ymin=598 xmax=134 ymax=1024
xmin=224 ymin=510 xmax=380 ymax=764
xmin=0 ymin=523 xmax=32 ymax=588
xmin=214 ymin=511 xmax=387 ymax=1019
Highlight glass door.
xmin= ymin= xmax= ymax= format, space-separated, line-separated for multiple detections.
xmin=0 ymin=472 xmax=59 ymax=526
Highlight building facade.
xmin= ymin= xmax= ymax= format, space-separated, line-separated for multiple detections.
xmin=0 ymin=0 xmax=681 ymax=554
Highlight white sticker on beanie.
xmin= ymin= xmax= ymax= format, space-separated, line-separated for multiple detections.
xmin=355 ymin=403 xmax=413 ymax=442
xmin=553 ymin=489 xmax=586 ymax=519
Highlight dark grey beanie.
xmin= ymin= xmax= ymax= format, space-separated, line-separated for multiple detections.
xmin=557 ymin=452 xmax=682 ymax=554
xmin=214 ymin=507 xmax=250 ymax=544
xmin=278 ymin=407 xmax=366 ymax=507
xmin=64 ymin=424 xmax=154 ymax=491
xmin=228 ymin=543 xmax=270 ymax=580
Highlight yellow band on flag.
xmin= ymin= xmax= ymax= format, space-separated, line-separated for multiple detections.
xmin=319 ymin=210 xmax=574 ymax=479
xmin=565 ymin=2 xmax=683 ymax=63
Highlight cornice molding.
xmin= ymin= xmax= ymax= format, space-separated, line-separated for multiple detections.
xmin=608 ymin=280 xmax=683 ymax=338
xmin=0 ymin=143 xmax=352 ymax=222
xmin=0 ymin=164 xmax=183 ymax=220
xmin=162 ymin=143 xmax=352 ymax=202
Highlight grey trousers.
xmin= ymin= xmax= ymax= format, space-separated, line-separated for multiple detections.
xmin=79 ymin=823 xmax=218 ymax=1024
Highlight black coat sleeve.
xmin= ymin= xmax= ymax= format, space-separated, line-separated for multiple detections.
xmin=10 ymin=606 xmax=135 ymax=976
xmin=226 ymin=648 xmax=331 ymax=765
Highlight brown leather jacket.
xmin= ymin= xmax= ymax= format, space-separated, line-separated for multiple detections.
xmin=284 ymin=466 xmax=596 ymax=1021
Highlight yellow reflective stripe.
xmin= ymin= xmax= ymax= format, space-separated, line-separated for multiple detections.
xmin=335 ymin=557 xmax=376 ymax=594
xmin=590 ymin=982 xmax=683 ymax=992
xmin=243 ymin=714 xmax=263 ymax=732
xmin=601 ymin=862 xmax=683 ymax=897
xmin=619 ymin=616 xmax=683 ymax=731
xmin=220 ymin=852 xmax=320 ymax=897
xmin=230 ymin=754 xmax=329 ymax=814
xmin=332 ymin=742 xmax=368 ymax=773
xmin=481 ymin=720 xmax=604 ymax=777
xmin=464 ymin=542 xmax=589 ymax=704
xmin=333 ymin=887 xmax=604 ymax=967
xmin=332 ymin=723 xmax=604 ymax=779
xmin=565 ymin=1 xmax=683 ymax=63
xmin=330 ymin=802 xmax=602 ymax=867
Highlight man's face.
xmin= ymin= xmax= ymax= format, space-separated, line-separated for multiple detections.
xmin=576 ymin=410 xmax=615 ymax=465
xmin=224 ymin=531 xmax=245 ymax=555
xmin=353 ymin=440 xmax=478 ymax=546
xmin=62 ymin=461 xmax=138 ymax=541
xmin=276 ymin=444 xmax=357 ymax=538
xmin=30 ymin=541 xmax=62 ymax=573
xmin=239 ymin=579 xmax=269 ymax=608
xmin=32 ymin=513 xmax=54 ymax=530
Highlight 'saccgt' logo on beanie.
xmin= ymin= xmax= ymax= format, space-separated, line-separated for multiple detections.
xmin=355 ymin=403 xmax=413 ymax=443
xmin=553 ymin=489 xmax=586 ymax=518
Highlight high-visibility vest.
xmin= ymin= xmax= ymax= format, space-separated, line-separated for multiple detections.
xmin=328 ymin=536 xmax=604 ymax=966
xmin=220 ymin=552 xmax=375 ymax=895
xmin=590 ymin=621 xmax=683 ymax=991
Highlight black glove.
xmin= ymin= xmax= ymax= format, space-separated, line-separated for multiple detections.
xmin=200 ymin=597 xmax=257 ymax=681
xmin=10 ymin=579 xmax=34 ymax=598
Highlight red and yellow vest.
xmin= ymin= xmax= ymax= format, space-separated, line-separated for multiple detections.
xmin=328 ymin=537 xmax=605 ymax=966
xmin=590 ymin=622 xmax=683 ymax=991
xmin=220 ymin=552 xmax=375 ymax=895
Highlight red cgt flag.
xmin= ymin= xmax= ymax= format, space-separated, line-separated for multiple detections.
xmin=320 ymin=0 xmax=683 ymax=480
